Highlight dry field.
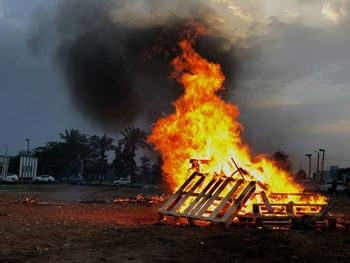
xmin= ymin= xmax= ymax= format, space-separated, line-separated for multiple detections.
xmin=0 ymin=184 xmax=350 ymax=263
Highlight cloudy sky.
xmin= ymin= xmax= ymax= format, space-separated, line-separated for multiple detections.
xmin=0 ymin=0 xmax=97 ymax=155
xmin=0 ymin=0 xmax=349 ymax=171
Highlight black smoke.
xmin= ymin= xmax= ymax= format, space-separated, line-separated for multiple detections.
xmin=29 ymin=0 xmax=240 ymax=132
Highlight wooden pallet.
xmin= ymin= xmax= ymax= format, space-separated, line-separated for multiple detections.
xmin=158 ymin=160 xmax=334 ymax=229
xmin=158 ymin=171 xmax=256 ymax=227
xmin=252 ymin=202 xmax=336 ymax=229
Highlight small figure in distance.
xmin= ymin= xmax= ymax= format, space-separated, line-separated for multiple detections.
xmin=331 ymin=178 xmax=338 ymax=197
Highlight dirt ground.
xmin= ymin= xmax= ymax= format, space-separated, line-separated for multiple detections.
xmin=0 ymin=184 xmax=350 ymax=263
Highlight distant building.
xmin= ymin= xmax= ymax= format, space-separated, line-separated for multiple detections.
xmin=338 ymin=168 xmax=350 ymax=182
xmin=329 ymin=165 xmax=339 ymax=179
xmin=0 ymin=156 xmax=10 ymax=179
xmin=19 ymin=156 xmax=38 ymax=180
xmin=322 ymin=171 xmax=331 ymax=182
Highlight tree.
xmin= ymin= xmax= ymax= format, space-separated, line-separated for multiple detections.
xmin=273 ymin=150 xmax=292 ymax=172
xmin=7 ymin=155 xmax=20 ymax=175
xmin=150 ymin=156 xmax=163 ymax=184
xmin=59 ymin=129 xmax=89 ymax=176
xmin=34 ymin=142 xmax=67 ymax=180
xmin=112 ymin=142 xmax=126 ymax=178
xmin=119 ymin=127 xmax=151 ymax=155
xmin=118 ymin=127 xmax=151 ymax=179
xmin=140 ymin=156 xmax=151 ymax=183
xmin=89 ymin=134 xmax=113 ymax=184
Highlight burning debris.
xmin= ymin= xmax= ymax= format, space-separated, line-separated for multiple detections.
xmin=113 ymin=194 xmax=167 ymax=205
xmin=149 ymin=25 xmax=331 ymax=229
xmin=158 ymin=159 xmax=334 ymax=229
xmin=22 ymin=196 xmax=40 ymax=205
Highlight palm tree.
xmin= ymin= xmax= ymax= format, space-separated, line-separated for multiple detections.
xmin=118 ymin=127 xmax=151 ymax=178
xmin=119 ymin=127 xmax=151 ymax=156
xmin=59 ymin=129 xmax=88 ymax=176
xmin=59 ymin=129 xmax=86 ymax=144
xmin=90 ymin=135 xmax=114 ymax=155
xmin=89 ymin=134 xmax=114 ymax=184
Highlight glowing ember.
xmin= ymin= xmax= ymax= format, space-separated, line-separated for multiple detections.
xmin=148 ymin=24 xmax=326 ymax=207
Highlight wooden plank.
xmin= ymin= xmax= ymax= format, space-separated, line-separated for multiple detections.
xmin=208 ymin=179 xmax=244 ymax=220
xmin=251 ymin=178 xmax=269 ymax=192
xmin=222 ymin=181 xmax=256 ymax=227
xmin=230 ymin=157 xmax=269 ymax=192
xmin=189 ymin=178 xmax=223 ymax=217
xmin=230 ymin=158 xmax=245 ymax=181
xmin=181 ymin=192 xmax=235 ymax=201
xmin=259 ymin=216 xmax=296 ymax=221
xmin=253 ymin=204 xmax=261 ymax=217
xmin=169 ymin=175 xmax=205 ymax=214
xmin=286 ymin=203 xmax=294 ymax=216
xmin=182 ymin=178 xmax=216 ymax=216
xmin=253 ymin=204 xmax=263 ymax=227
xmin=158 ymin=172 xmax=199 ymax=214
xmin=195 ymin=177 xmax=232 ymax=218
xmin=253 ymin=203 xmax=327 ymax=207
xmin=261 ymin=191 xmax=273 ymax=213
xmin=263 ymin=221 xmax=291 ymax=224
xmin=268 ymin=193 xmax=317 ymax=197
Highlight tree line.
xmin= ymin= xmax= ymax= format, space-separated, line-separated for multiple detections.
xmin=7 ymin=127 xmax=295 ymax=184
xmin=9 ymin=127 xmax=162 ymax=184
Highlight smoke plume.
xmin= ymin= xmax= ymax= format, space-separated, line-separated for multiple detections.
xmin=29 ymin=0 xmax=240 ymax=132
xmin=27 ymin=0 xmax=350 ymax=164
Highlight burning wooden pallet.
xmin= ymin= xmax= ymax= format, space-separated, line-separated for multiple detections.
xmin=158 ymin=161 xmax=335 ymax=229
xmin=251 ymin=202 xmax=336 ymax=229
xmin=159 ymin=171 xmax=256 ymax=227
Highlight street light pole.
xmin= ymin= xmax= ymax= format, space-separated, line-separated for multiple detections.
xmin=319 ymin=149 xmax=325 ymax=182
xmin=305 ymin=154 xmax=312 ymax=179
xmin=25 ymin=139 xmax=30 ymax=155
xmin=315 ymin=150 xmax=320 ymax=179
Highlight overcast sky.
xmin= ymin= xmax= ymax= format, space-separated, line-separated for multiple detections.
xmin=0 ymin=0 xmax=349 ymax=171
xmin=0 ymin=0 xmax=97 ymax=156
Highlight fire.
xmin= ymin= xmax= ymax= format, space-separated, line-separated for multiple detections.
xmin=148 ymin=25 xmax=326 ymax=206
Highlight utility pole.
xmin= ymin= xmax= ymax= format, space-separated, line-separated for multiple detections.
xmin=25 ymin=139 xmax=30 ymax=155
xmin=319 ymin=149 xmax=325 ymax=182
xmin=305 ymin=154 xmax=312 ymax=179
xmin=315 ymin=150 xmax=320 ymax=181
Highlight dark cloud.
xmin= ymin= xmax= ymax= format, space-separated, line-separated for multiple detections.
xmin=29 ymin=0 xmax=240 ymax=132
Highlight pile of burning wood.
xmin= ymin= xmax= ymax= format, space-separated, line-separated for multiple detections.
xmin=158 ymin=159 xmax=337 ymax=230
xmin=145 ymin=25 xmax=343 ymax=230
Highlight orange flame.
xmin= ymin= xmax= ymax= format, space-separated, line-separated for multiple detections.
xmin=148 ymin=26 xmax=326 ymax=205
